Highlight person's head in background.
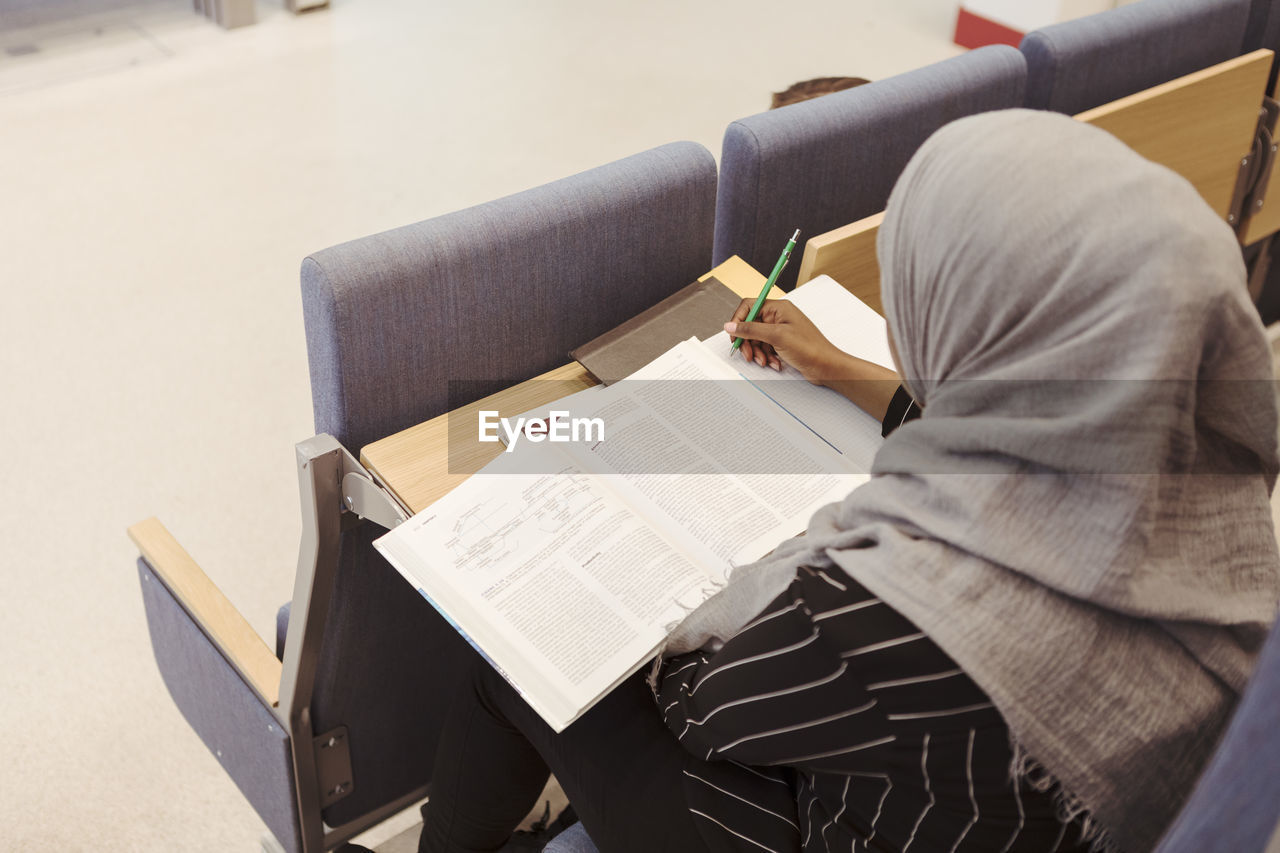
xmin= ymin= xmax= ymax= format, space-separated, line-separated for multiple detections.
xmin=770 ymin=76 xmax=870 ymax=109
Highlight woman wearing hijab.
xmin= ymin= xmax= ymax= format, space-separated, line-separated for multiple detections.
xmin=415 ymin=110 xmax=1280 ymax=853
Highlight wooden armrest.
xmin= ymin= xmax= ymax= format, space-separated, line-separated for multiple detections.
xmin=129 ymin=517 xmax=281 ymax=708
xmin=362 ymin=256 xmax=772 ymax=514
xmin=360 ymin=364 xmax=597 ymax=514
xmin=698 ymin=254 xmax=771 ymax=298
xmin=795 ymin=212 xmax=885 ymax=315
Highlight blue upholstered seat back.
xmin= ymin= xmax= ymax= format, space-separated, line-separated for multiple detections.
xmin=1155 ymin=613 xmax=1280 ymax=851
xmin=297 ymin=142 xmax=718 ymax=826
xmin=1021 ymin=0 xmax=1252 ymax=116
xmin=543 ymin=820 xmax=597 ymax=853
xmin=712 ymin=45 xmax=1026 ymax=292
xmin=303 ymin=141 xmax=718 ymax=454
xmin=140 ymin=559 xmax=302 ymax=852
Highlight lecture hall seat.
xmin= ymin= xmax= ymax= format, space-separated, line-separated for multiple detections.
xmin=138 ymin=140 xmax=719 ymax=853
xmin=1019 ymin=0 xmax=1252 ymax=115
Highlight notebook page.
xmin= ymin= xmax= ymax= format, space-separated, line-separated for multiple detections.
xmin=788 ymin=275 xmax=893 ymax=368
xmin=697 ymin=276 xmax=892 ymax=471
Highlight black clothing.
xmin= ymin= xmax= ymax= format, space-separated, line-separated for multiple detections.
xmin=655 ymin=570 xmax=1088 ymax=853
xmin=419 ymin=657 xmax=710 ymax=853
xmin=881 ymin=386 xmax=921 ymax=438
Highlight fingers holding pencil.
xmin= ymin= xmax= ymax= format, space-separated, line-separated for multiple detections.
xmin=729 ymin=297 xmax=778 ymax=368
xmin=724 ymin=300 xmax=843 ymax=385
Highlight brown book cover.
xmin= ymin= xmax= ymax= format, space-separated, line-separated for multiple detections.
xmin=571 ymin=277 xmax=744 ymax=384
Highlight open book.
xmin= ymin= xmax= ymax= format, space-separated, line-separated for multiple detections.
xmin=374 ymin=276 xmax=893 ymax=731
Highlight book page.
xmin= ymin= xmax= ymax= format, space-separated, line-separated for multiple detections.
xmin=697 ymin=275 xmax=893 ymax=471
xmin=374 ymin=443 xmax=718 ymax=731
xmin=563 ymin=339 xmax=866 ymax=569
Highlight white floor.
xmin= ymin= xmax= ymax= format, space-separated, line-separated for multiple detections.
xmin=0 ymin=2 xmax=970 ymax=850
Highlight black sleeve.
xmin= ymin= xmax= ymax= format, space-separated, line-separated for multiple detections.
xmin=881 ymin=385 xmax=921 ymax=437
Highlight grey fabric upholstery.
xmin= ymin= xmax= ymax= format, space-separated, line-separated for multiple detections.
xmin=543 ymin=821 xmax=596 ymax=853
xmin=299 ymin=142 xmax=718 ymax=827
xmin=1021 ymin=0 xmax=1251 ymax=115
xmin=711 ymin=46 xmax=1025 ymax=292
xmin=1155 ymin=613 xmax=1280 ymax=851
xmin=272 ymin=536 xmax=476 ymax=831
xmin=310 ymin=525 xmax=474 ymax=826
xmin=302 ymin=141 xmax=718 ymax=455
xmin=138 ymin=559 xmax=301 ymax=853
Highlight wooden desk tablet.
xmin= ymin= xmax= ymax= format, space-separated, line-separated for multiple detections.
xmin=360 ymin=255 xmax=769 ymax=515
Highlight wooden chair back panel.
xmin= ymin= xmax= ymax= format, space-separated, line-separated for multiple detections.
xmin=793 ymin=213 xmax=884 ymax=313
xmin=1076 ymin=49 xmax=1270 ymax=220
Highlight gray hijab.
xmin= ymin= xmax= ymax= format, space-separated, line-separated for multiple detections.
xmin=667 ymin=109 xmax=1280 ymax=852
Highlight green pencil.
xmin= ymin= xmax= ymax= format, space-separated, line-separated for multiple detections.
xmin=730 ymin=228 xmax=800 ymax=356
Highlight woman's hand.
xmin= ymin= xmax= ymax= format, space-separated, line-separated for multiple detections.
xmin=725 ymin=297 xmax=903 ymax=422
xmin=725 ymin=298 xmax=844 ymax=384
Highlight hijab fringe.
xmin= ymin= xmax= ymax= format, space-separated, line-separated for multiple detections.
xmin=1009 ymin=737 xmax=1122 ymax=853
xmin=646 ymin=644 xmax=668 ymax=693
